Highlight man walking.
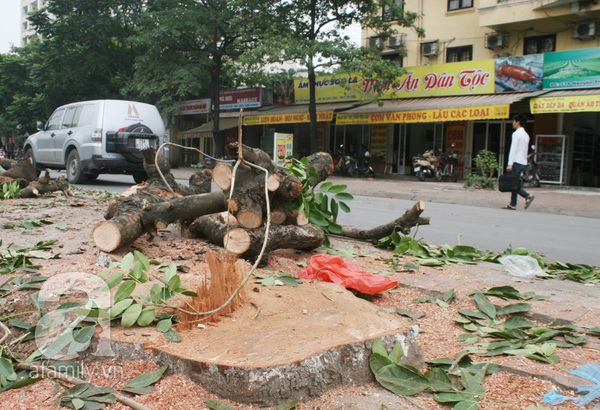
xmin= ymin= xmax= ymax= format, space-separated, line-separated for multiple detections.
xmin=503 ymin=114 xmax=535 ymax=210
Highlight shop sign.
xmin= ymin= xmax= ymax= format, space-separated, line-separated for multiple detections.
xmin=244 ymin=111 xmax=333 ymax=125
xmin=178 ymin=99 xmax=211 ymax=115
xmin=336 ymin=104 xmax=509 ymax=125
xmin=446 ymin=122 xmax=466 ymax=152
xmin=495 ymin=55 xmax=543 ymax=93
xmin=294 ymin=60 xmax=495 ymax=103
xmin=274 ymin=133 xmax=293 ymax=165
xmin=530 ymin=94 xmax=600 ymax=113
xmin=543 ymin=47 xmax=600 ymax=90
xmin=219 ymin=87 xmax=262 ymax=109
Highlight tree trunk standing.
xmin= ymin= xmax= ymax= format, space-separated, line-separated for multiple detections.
xmin=211 ymin=52 xmax=225 ymax=158
xmin=307 ymin=56 xmax=318 ymax=155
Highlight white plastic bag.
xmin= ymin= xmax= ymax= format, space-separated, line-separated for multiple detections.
xmin=498 ymin=255 xmax=544 ymax=278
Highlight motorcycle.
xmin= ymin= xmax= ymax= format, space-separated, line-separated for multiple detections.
xmin=333 ymin=145 xmax=375 ymax=178
xmin=412 ymin=149 xmax=442 ymax=181
xmin=521 ymin=144 xmax=541 ymax=187
xmin=438 ymin=151 xmax=459 ymax=182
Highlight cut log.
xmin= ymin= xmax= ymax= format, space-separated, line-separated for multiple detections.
xmin=337 ymin=199 xmax=429 ymax=240
xmin=19 ymin=174 xmax=73 ymax=198
xmin=0 ymin=158 xmax=37 ymax=182
xmin=212 ymin=162 xmax=234 ymax=191
xmin=93 ymin=191 xmax=227 ymax=252
xmin=189 ymin=213 xmax=325 ymax=258
xmin=140 ymin=148 xmax=211 ymax=195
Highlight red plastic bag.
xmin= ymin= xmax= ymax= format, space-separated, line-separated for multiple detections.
xmin=299 ymin=254 xmax=398 ymax=295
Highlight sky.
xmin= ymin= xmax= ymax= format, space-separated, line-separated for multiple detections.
xmin=0 ymin=1 xmax=360 ymax=54
xmin=0 ymin=0 xmax=20 ymax=53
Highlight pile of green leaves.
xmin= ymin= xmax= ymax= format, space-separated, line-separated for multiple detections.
xmin=284 ymin=157 xmax=353 ymax=241
xmin=370 ymin=339 xmax=498 ymax=409
xmin=1 ymin=182 xmax=21 ymax=199
xmin=456 ymin=291 xmax=588 ymax=364
xmin=0 ymin=239 xmax=57 ymax=275
xmin=377 ymin=235 xmax=600 ymax=283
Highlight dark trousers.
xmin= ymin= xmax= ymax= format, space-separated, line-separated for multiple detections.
xmin=510 ymin=162 xmax=530 ymax=206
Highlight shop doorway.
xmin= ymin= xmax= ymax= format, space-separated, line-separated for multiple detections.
xmin=472 ymin=121 xmax=512 ymax=170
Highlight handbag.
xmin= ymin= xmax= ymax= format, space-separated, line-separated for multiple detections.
xmin=498 ymin=173 xmax=522 ymax=192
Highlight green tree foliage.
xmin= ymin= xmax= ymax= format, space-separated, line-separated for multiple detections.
xmin=27 ymin=0 xmax=147 ymax=104
xmin=129 ymin=0 xmax=278 ymax=155
xmin=258 ymin=0 xmax=424 ymax=152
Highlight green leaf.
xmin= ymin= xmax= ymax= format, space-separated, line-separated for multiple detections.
xmin=205 ymin=400 xmax=236 ymax=410
xmin=496 ymin=303 xmax=531 ymax=316
xmin=136 ymin=307 xmax=156 ymax=327
xmin=370 ymin=362 xmax=429 ymax=396
xmin=114 ymin=281 xmax=136 ymax=303
xmin=120 ymin=253 xmax=135 ymax=272
xmin=164 ymin=329 xmax=182 ymax=342
xmin=388 ymin=343 xmax=404 ymax=365
xmin=473 ymin=292 xmax=496 ymax=319
xmin=121 ymin=303 xmax=143 ymax=328
xmin=123 ymin=364 xmax=168 ymax=390
xmin=395 ymin=308 xmax=425 ymax=320
xmin=108 ymin=298 xmax=134 ymax=319
xmin=156 ymin=318 xmax=172 ymax=333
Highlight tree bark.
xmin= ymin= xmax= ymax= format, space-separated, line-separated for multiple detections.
xmin=337 ymin=200 xmax=429 ymax=240
xmin=20 ymin=174 xmax=73 ymax=198
xmin=189 ymin=213 xmax=325 ymax=258
xmin=0 ymin=158 xmax=37 ymax=182
xmin=93 ymin=191 xmax=227 ymax=252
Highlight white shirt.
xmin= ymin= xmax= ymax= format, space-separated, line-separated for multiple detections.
xmin=508 ymin=127 xmax=529 ymax=166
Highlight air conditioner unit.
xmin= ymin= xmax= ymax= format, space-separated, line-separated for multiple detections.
xmin=422 ymin=42 xmax=438 ymax=57
xmin=387 ymin=34 xmax=405 ymax=49
xmin=573 ymin=21 xmax=597 ymax=39
xmin=486 ymin=33 xmax=507 ymax=50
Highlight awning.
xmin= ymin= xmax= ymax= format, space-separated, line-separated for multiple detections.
xmin=530 ymin=89 xmax=600 ymax=114
xmin=243 ymin=103 xmax=357 ymax=126
xmin=179 ymin=117 xmax=240 ymax=139
xmin=336 ymin=93 xmax=535 ymax=124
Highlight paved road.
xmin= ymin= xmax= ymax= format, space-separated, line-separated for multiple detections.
xmin=63 ymin=169 xmax=600 ymax=266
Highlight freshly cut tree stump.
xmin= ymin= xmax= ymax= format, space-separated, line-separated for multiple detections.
xmin=189 ymin=213 xmax=325 ymax=258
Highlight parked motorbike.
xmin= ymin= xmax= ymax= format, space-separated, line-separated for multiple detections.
xmin=333 ymin=145 xmax=375 ymax=178
xmin=438 ymin=151 xmax=458 ymax=182
xmin=521 ymin=144 xmax=541 ymax=187
xmin=412 ymin=149 xmax=442 ymax=181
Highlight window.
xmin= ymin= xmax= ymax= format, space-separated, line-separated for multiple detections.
xmin=446 ymin=45 xmax=472 ymax=62
xmin=46 ymin=109 xmax=65 ymax=131
xmin=382 ymin=53 xmax=403 ymax=67
xmin=448 ymin=0 xmax=473 ymax=11
xmin=524 ymin=35 xmax=555 ymax=54
xmin=383 ymin=0 xmax=404 ymax=22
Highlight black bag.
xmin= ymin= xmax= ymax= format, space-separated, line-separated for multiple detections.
xmin=498 ymin=173 xmax=522 ymax=192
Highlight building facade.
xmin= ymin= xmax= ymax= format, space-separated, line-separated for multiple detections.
xmin=19 ymin=0 xmax=47 ymax=47
xmin=349 ymin=0 xmax=600 ymax=186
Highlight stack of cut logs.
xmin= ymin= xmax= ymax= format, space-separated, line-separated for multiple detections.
xmin=92 ymin=143 xmax=430 ymax=259
xmin=0 ymin=158 xmax=72 ymax=198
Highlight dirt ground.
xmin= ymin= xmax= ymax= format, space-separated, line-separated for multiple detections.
xmin=0 ymin=190 xmax=597 ymax=409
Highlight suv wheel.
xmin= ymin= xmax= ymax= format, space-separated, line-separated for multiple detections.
xmin=66 ymin=150 xmax=85 ymax=184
